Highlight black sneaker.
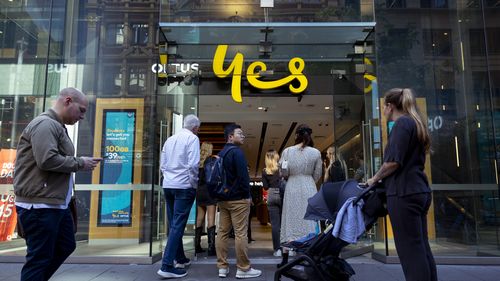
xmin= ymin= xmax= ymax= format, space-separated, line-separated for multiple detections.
xmin=157 ymin=265 xmax=187 ymax=278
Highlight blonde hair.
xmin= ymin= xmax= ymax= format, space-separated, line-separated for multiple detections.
xmin=264 ymin=149 xmax=280 ymax=175
xmin=200 ymin=142 xmax=213 ymax=168
xmin=385 ymin=88 xmax=431 ymax=152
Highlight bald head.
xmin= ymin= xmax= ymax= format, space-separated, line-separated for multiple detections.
xmin=53 ymin=87 xmax=89 ymax=125
xmin=58 ymin=87 xmax=86 ymax=103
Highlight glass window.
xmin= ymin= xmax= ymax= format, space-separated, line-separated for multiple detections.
xmin=421 ymin=0 xmax=448 ymax=8
xmin=131 ymin=24 xmax=148 ymax=46
xmin=106 ymin=24 xmax=124 ymax=45
xmin=128 ymin=66 xmax=147 ymax=95
xmin=386 ymin=0 xmax=406 ymax=8
xmin=422 ymin=29 xmax=452 ymax=56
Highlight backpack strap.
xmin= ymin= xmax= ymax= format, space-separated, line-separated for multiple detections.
xmin=219 ymin=146 xmax=237 ymax=160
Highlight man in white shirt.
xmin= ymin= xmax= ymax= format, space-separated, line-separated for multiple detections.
xmin=157 ymin=114 xmax=200 ymax=279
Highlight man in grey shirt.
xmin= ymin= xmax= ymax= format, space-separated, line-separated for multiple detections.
xmin=14 ymin=88 xmax=101 ymax=281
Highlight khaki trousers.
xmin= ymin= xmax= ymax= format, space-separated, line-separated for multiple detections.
xmin=216 ymin=199 xmax=251 ymax=271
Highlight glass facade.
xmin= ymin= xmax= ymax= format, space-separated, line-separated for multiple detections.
xmin=0 ymin=0 xmax=498 ymax=264
xmin=373 ymin=0 xmax=500 ymax=259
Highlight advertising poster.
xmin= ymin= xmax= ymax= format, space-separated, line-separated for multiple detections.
xmin=98 ymin=111 xmax=136 ymax=226
xmin=0 ymin=149 xmax=17 ymax=241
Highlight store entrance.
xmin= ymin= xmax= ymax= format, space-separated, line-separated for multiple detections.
xmin=157 ymin=22 xmax=379 ymax=259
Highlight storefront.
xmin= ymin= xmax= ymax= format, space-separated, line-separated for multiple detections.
xmin=0 ymin=0 xmax=499 ymax=264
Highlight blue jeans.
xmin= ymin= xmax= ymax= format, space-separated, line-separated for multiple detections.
xmin=16 ymin=206 xmax=76 ymax=281
xmin=162 ymin=188 xmax=196 ymax=267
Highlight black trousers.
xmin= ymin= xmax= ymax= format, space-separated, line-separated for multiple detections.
xmin=387 ymin=193 xmax=437 ymax=281
xmin=16 ymin=207 xmax=76 ymax=281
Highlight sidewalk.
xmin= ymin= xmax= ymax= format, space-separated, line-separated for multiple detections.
xmin=1 ymin=254 xmax=499 ymax=281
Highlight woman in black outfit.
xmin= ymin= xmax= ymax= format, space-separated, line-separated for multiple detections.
xmin=367 ymin=88 xmax=437 ymax=281
xmin=324 ymin=146 xmax=346 ymax=183
xmin=195 ymin=142 xmax=217 ymax=256
xmin=261 ymin=149 xmax=283 ymax=257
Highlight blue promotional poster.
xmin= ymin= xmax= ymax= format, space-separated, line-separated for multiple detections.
xmin=98 ymin=111 xmax=136 ymax=226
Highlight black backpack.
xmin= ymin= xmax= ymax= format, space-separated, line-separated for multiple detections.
xmin=205 ymin=146 xmax=237 ymax=200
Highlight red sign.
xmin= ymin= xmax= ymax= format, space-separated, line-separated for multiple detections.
xmin=0 ymin=149 xmax=17 ymax=241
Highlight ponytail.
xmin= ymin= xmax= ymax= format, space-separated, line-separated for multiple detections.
xmin=385 ymin=88 xmax=431 ymax=152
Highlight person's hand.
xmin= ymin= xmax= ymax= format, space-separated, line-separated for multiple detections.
xmin=366 ymin=177 xmax=376 ymax=187
xmin=80 ymin=157 xmax=102 ymax=171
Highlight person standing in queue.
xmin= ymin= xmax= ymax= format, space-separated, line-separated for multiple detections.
xmin=261 ymin=149 xmax=283 ymax=257
xmin=367 ymin=88 xmax=437 ymax=281
xmin=195 ymin=142 xmax=217 ymax=256
xmin=216 ymin=124 xmax=261 ymax=279
xmin=158 ymin=114 xmax=201 ymax=279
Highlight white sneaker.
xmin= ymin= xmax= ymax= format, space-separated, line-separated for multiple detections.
xmin=288 ymin=250 xmax=296 ymax=256
xmin=273 ymin=249 xmax=282 ymax=257
xmin=236 ymin=268 xmax=262 ymax=279
xmin=218 ymin=267 xmax=229 ymax=278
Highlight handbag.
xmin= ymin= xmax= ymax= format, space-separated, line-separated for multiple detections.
xmin=280 ymin=160 xmax=289 ymax=178
xmin=279 ymin=177 xmax=287 ymax=199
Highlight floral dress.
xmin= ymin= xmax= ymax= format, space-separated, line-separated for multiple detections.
xmin=279 ymin=144 xmax=322 ymax=242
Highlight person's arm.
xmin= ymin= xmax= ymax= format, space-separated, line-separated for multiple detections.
xmin=187 ymin=136 xmax=200 ymax=188
xmin=313 ymin=152 xmax=323 ymax=183
xmin=160 ymin=140 xmax=168 ymax=175
xmin=31 ymin=120 xmax=81 ymax=173
xmin=261 ymin=171 xmax=269 ymax=190
xmin=367 ymin=119 xmax=411 ymax=186
xmin=367 ymin=162 xmax=399 ymax=186
xmin=234 ymin=149 xmax=251 ymax=192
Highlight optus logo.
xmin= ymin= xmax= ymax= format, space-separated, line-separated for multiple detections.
xmin=151 ymin=54 xmax=199 ymax=75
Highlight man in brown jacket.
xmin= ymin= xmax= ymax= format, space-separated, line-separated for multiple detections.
xmin=14 ymin=88 xmax=101 ymax=281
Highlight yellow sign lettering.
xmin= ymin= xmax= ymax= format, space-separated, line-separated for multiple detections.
xmin=213 ymin=45 xmax=244 ymax=103
xmin=213 ymin=45 xmax=308 ymax=103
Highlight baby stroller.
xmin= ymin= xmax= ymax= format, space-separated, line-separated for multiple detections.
xmin=274 ymin=180 xmax=386 ymax=281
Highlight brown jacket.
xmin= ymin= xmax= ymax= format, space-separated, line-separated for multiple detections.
xmin=14 ymin=109 xmax=84 ymax=204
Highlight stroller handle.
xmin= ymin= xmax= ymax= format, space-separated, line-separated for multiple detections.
xmin=353 ymin=182 xmax=377 ymax=205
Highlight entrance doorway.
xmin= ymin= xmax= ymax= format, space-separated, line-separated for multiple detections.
xmin=157 ymin=22 xmax=379 ymax=259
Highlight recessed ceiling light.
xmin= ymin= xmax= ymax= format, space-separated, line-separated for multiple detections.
xmin=190 ymin=106 xmax=195 ymax=110
xmin=324 ymin=106 xmax=331 ymax=110
xmin=258 ymin=106 xmax=264 ymax=110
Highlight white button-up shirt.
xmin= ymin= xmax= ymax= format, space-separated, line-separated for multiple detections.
xmin=161 ymin=128 xmax=200 ymax=189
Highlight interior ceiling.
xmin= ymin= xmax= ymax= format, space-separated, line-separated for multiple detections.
xmin=199 ymin=94 xmax=363 ymax=178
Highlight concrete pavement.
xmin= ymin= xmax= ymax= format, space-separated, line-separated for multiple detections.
xmin=1 ymin=254 xmax=499 ymax=281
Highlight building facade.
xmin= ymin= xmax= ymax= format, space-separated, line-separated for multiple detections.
xmin=0 ymin=0 xmax=499 ymax=264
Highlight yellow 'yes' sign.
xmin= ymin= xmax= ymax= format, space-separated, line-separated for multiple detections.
xmin=213 ymin=45 xmax=308 ymax=103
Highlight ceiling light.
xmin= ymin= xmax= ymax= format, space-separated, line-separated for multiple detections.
xmin=324 ymin=106 xmax=331 ymax=110
xmin=258 ymin=106 xmax=264 ymax=110
xmin=190 ymin=106 xmax=195 ymax=110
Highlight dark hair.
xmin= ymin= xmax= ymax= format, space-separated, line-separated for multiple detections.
xmin=385 ymin=88 xmax=430 ymax=152
xmin=294 ymin=124 xmax=314 ymax=148
xmin=355 ymin=150 xmax=364 ymax=161
xmin=224 ymin=123 xmax=241 ymax=142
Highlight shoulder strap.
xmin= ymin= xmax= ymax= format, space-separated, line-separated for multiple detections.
xmin=219 ymin=146 xmax=237 ymax=160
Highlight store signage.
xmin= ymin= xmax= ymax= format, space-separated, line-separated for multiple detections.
xmin=98 ymin=111 xmax=135 ymax=226
xmin=213 ymin=45 xmax=308 ymax=103
xmin=0 ymin=149 xmax=17 ymax=241
xmin=151 ymin=61 xmax=199 ymax=74
xmin=428 ymin=116 xmax=443 ymax=132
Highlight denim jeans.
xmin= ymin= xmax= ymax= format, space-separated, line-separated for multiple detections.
xmin=267 ymin=188 xmax=282 ymax=251
xmin=16 ymin=206 xmax=76 ymax=281
xmin=162 ymin=188 xmax=196 ymax=267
